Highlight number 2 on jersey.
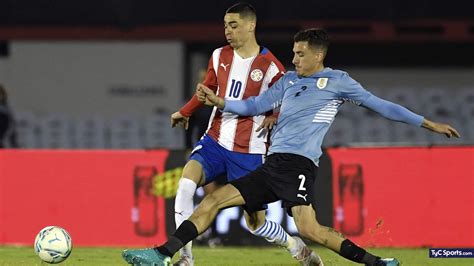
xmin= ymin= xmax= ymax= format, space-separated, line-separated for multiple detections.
xmin=228 ymin=79 xmax=242 ymax=98
xmin=298 ymin=174 xmax=307 ymax=191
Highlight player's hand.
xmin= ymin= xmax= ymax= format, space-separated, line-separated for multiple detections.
xmin=422 ymin=119 xmax=460 ymax=138
xmin=256 ymin=116 xmax=277 ymax=131
xmin=196 ymin=83 xmax=225 ymax=108
xmin=170 ymin=111 xmax=190 ymax=130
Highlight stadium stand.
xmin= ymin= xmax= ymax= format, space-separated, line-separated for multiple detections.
xmin=10 ymin=88 xmax=474 ymax=149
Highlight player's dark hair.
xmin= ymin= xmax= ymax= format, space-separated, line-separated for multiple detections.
xmin=226 ymin=2 xmax=257 ymax=21
xmin=294 ymin=28 xmax=329 ymax=54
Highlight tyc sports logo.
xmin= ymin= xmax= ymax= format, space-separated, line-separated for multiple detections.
xmin=429 ymin=248 xmax=474 ymax=258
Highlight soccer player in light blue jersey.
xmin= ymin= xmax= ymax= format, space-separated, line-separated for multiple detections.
xmin=123 ymin=28 xmax=459 ymax=266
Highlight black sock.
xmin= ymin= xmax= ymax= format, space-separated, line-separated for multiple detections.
xmin=339 ymin=239 xmax=379 ymax=265
xmin=155 ymin=220 xmax=199 ymax=257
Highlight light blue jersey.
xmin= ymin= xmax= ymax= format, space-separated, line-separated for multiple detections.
xmin=224 ymin=67 xmax=424 ymax=165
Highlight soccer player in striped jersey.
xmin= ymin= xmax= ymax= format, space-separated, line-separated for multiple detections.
xmin=123 ymin=28 xmax=460 ymax=265
xmin=169 ymin=3 xmax=321 ymax=266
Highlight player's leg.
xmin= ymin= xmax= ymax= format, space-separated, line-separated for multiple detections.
xmin=122 ymin=156 xmax=269 ymax=265
xmin=122 ymin=183 xmax=245 ymax=265
xmin=291 ymin=205 xmax=399 ymax=266
xmin=226 ymin=151 xmax=322 ymax=265
xmin=244 ymin=210 xmax=296 ymax=249
xmin=202 ymin=180 xmax=221 ymax=194
xmin=187 ymin=184 xmax=244 ymax=231
xmin=173 ymin=160 xmax=204 ymax=265
xmin=246 ymin=207 xmax=323 ymax=265
xmin=245 ymin=210 xmax=311 ymax=262
xmin=226 ymin=151 xmax=291 ymax=244
xmin=174 ymin=136 xmax=225 ymax=265
xmin=175 ymin=160 xmax=206 ymax=227
xmin=268 ymin=153 xmax=396 ymax=266
xmin=199 ymin=180 xmax=222 ymax=246
xmin=227 ymin=151 xmax=321 ymax=265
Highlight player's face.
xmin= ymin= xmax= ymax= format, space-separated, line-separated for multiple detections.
xmin=224 ymin=13 xmax=254 ymax=49
xmin=292 ymin=41 xmax=324 ymax=76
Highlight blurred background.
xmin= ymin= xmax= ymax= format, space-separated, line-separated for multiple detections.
xmin=0 ymin=0 xmax=473 ymax=250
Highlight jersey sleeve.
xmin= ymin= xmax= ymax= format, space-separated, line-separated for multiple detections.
xmin=362 ymin=95 xmax=424 ymax=126
xmin=337 ymin=72 xmax=424 ymax=126
xmin=179 ymin=55 xmax=218 ymax=117
xmin=337 ymin=72 xmax=373 ymax=105
xmin=224 ymin=74 xmax=287 ymax=116
xmin=268 ymin=57 xmax=286 ymax=88
xmin=265 ymin=60 xmax=285 ymax=117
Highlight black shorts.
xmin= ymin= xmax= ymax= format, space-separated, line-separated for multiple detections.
xmin=230 ymin=153 xmax=318 ymax=216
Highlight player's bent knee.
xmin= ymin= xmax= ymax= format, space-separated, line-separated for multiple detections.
xmin=245 ymin=217 xmax=260 ymax=231
xmin=246 ymin=223 xmax=259 ymax=231
xmin=244 ymin=211 xmax=265 ymax=231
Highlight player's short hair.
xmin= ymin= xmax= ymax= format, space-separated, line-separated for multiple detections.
xmin=294 ymin=28 xmax=329 ymax=54
xmin=226 ymin=2 xmax=257 ymax=21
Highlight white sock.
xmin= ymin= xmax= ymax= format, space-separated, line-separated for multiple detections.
xmin=250 ymin=220 xmax=293 ymax=248
xmin=286 ymin=236 xmax=298 ymax=254
xmin=286 ymin=235 xmax=297 ymax=250
xmin=175 ymin=177 xmax=197 ymax=258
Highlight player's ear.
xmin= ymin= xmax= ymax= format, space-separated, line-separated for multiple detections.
xmin=248 ymin=21 xmax=256 ymax=32
xmin=315 ymin=50 xmax=324 ymax=62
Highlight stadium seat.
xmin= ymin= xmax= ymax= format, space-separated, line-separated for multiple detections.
xmin=338 ymin=102 xmax=367 ymax=120
xmin=323 ymin=115 xmax=357 ymax=147
xmin=456 ymin=88 xmax=474 ymax=142
xmin=108 ymin=115 xmax=142 ymax=149
xmin=383 ymin=89 xmax=420 ymax=112
xmin=144 ymin=113 xmax=184 ymax=149
xmin=355 ymin=117 xmax=393 ymax=144
xmin=39 ymin=113 xmax=74 ymax=148
xmin=15 ymin=111 xmax=40 ymax=148
xmin=143 ymin=113 xmax=170 ymax=149
xmin=391 ymin=122 xmax=430 ymax=145
xmin=75 ymin=115 xmax=106 ymax=148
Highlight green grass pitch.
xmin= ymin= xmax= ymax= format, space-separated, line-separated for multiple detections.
xmin=0 ymin=246 xmax=472 ymax=265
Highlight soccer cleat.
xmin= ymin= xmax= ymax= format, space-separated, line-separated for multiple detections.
xmin=375 ymin=258 xmax=400 ymax=266
xmin=172 ymin=255 xmax=194 ymax=266
xmin=122 ymin=248 xmax=171 ymax=266
xmin=292 ymin=237 xmax=324 ymax=266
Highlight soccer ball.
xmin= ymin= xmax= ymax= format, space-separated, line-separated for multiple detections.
xmin=34 ymin=226 xmax=72 ymax=264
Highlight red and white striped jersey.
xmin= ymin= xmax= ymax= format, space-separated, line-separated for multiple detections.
xmin=180 ymin=45 xmax=285 ymax=154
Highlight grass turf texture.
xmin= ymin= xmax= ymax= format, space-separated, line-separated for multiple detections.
xmin=0 ymin=246 xmax=472 ymax=265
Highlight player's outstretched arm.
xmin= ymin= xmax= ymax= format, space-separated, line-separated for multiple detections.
xmin=421 ymin=118 xmax=460 ymax=138
xmin=197 ymin=81 xmax=279 ymax=116
xmin=170 ymin=111 xmax=190 ymax=130
xmin=196 ymin=83 xmax=225 ymax=108
xmin=362 ymin=95 xmax=460 ymax=138
xmin=177 ymin=81 xmax=216 ymax=126
xmin=197 ymin=83 xmax=277 ymax=131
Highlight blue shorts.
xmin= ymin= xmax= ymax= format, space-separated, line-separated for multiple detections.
xmin=189 ymin=135 xmax=264 ymax=184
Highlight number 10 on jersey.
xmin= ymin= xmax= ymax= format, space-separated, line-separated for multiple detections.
xmin=228 ymin=79 xmax=242 ymax=98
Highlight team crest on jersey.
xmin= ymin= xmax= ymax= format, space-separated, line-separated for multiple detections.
xmin=250 ymin=69 xmax=264 ymax=82
xmin=316 ymin=78 xmax=328 ymax=89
